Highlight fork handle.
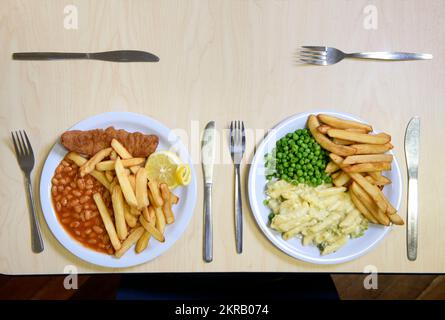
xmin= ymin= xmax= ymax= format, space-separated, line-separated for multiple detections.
xmin=25 ymin=177 xmax=44 ymax=253
xmin=346 ymin=52 xmax=433 ymax=61
xmin=234 ymin=164 xmax=243 ymax=254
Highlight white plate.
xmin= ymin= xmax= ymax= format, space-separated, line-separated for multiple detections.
xmin=40 ymin=112 xmax=197 ymax=268
xmin=248 ymin=110 xmax=402 ymax=265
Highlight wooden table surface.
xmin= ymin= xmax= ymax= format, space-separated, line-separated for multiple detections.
xmin=1 ymin=0 xmax=444 ymax=275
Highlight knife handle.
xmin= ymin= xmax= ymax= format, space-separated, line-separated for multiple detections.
xmin=407 ymin=174 xmax=418 ymax=261
xmin=13 ymin=52 xmax=88 ymax=60
xmin=203 ymin=183 xmax=213 ymax=262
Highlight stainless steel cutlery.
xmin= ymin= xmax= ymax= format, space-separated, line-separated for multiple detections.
xmin=11 ymin=130 xmax=44 ymax=253
xmin=405 ymin=117 xmax=420 ymax=261
xmin=230 ymin=121 xmax=246 ymax=254
xmin=201 ymin=121 xmax=216 ymax=262
xmin=297 ymin=46 xmax=433 ymax=65
xmin=12 ymin=50 xmax=159 ymax=62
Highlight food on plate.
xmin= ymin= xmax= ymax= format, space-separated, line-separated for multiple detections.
xmin=266 ymin=181 xmax=368 ymax=255
xmin=52 ymin=127 xmax=189 ymax=258
xmin=264 ymin=113 xmax=403 ymax=255
xmin=307 ymin=115 xmax=356 ymax=156
xmin=326 ymin=129 xmax=391 ymax=145
xmin=317 ymin=114 xmax=372 ymax=132
xmin=61 ymin=127 xmax=159 ymax=157
xmin=264 ymin=127 xmax=332 ymax=186
xmin=145 ymin=150 xmax=192 ymax=189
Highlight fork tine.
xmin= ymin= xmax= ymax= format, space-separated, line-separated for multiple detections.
xmin=241 ymin=122 xmax=245 ymax=149
xmin=297 ymin=50 xmax=327 ymax=56
xmin=297 ymin=53 xmax=327 ymax=61
xmin=299 ymin=58 xmax=328 ymax=66
xmin=230 ymin=121 xmax=234 ymax=148
xmin=15 ymin=131 xmax=25 ymax=155
xmin=22 ymin=130 xmax=34 ymax=157
xmin=302 ymin=46 xmax=327 ymax=51
xmin=19 ymin=131 xmax=28 ymax=156
xmin=235 ymin=120 xmax=239 ymax=145
xmin=11 ymin=132 xmax=21 ymax=157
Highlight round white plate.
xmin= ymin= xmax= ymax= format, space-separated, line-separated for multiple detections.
xmin=40 ymin=112 xmax=197 ymax=268
xmin=248 ymin=110 xmax=402 ymax=265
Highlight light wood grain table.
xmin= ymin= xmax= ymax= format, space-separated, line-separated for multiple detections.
xmin=1 ymin=0 xmax=444 ymax=275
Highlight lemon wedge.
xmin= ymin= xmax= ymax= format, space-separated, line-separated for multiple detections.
xmin=176 ymin=164 xmax=191 ymax=186
xmin=145 ymin=151 xmax=181 ymax=189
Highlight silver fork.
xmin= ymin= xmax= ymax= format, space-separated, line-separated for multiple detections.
xmin=297 ymin=46 xmax=433 ymax=66
xmin=230 ymin=121 xmax=246 ymax=254
xmin=11 ymin=130 xmax=44 ymax=253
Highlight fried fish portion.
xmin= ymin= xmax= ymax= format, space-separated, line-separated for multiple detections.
xmin=61 ymin=127 xmax=159 ymax=157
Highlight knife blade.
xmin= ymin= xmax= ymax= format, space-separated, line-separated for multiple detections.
xmin=405 ymin=116 xmax=420 ymax=261
xmin=201 ymin=121 xmax=216 ymax=262
xmin=12 ymin=50 xmax=160 ymax=62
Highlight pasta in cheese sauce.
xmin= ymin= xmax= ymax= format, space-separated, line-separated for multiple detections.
xmin=266 ymin=180 xmax=368 ymax=255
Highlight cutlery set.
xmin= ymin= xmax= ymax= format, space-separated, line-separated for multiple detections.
xmin=11 ymin=48 xmax=424 ymax=261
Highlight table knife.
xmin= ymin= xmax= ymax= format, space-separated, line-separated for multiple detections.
xmin=201 ymin=121 xmax=216 ymax=263
xmin=405 ymin=117 xmax=420 ymax=261
xmin=12 ymin=50 xmax=159 ymax=62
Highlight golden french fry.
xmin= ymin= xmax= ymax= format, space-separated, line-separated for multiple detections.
xmin=350 ymin=182 xmax=389 ymax=225
xmin=159 ymin=183 xmax=174 ymax=224
xmin=110 ymin=150 xmax=117 ymax=160
xmin=139 ymin=215 xmax=165 ymax=242
xmin=343 ymin=162 xmax=391 ymax=173
xmin=105 ymin=170 xmax=114 ymax=182
xmin=142 ymin=206 xmax=151 ymax=222
xmin=111 ymin=185 xmax=128 ymax=241
xmin=331 ymin=172 xmax=341 ymax=180
xmin=65 ymin=152 xmax=87 ymax=166
xmin=148 ymin=180 xmax=164 ymax=207
xmin=124 ymin=203 xmax=138 ymax=228
xmin=317 ymin=114 xmax=373 ymax=132
xmin=343 ymin=154 xmax=393 ymax=165
xmin=171 ymin=194 xmax=179 ymax=205
xmin=349 ymin=143 xmax=393 ymax=154
xmin=136 ymin=231 xmax=151 ymax=253
xmin=130 ymin=166 xmax=140 ymax=174
xmin=317 ymin=125 xmax=332 ymax=134
xmin=111 ymin=139 xmax=132 ymax=159
xmin=136 ymin=168 xmax=149 ymax=209
xmin=128 ymin=174 xmax=136 ymax=193
xmin=66 ymin=152 xmax=111 ymax=190
xmin=95 ymin=158 xmax=146 ymax=171
xmin=345 ymin=128 xmax=369 ymax=134
xmin=93 ymin=193 xmax=121 ymax=251
xmin=329 ymin=153 xmax=347 ymax=167
xmin=349 ymin=191 xmax=378 ymax=224
xmin=115 ymin=157 xmax=138 ymax=207
xmin=366 ymin=172 xmax=392 ymax=186
xmin=325 ymin=161 xmax=340 ymax=174
xmin=333 ymin=171 xmax=350 ymax=187
xmin=364 ymin=176 xmax=399 ymax=217
xmin=327 ymin=129 xmax=390 ymax=145
xmin=155 ymin=206 xmax=166 ymax=234
xmin=130 ymin=206 xmax=141 ymax=216
xmin=79 ymin=147 xmax=112 ymax=177
xmin=348 ymin=173 xmax=387 ymax=212
xmin=90 ymin=171 xmax=111 ymax=191
xmin=115 ymin=227 xmax=145 ymax=258
xmin=307 ymin=115 xmax=356 ymax=156
xmin=333 ymin=138 xmax=354 ymax=145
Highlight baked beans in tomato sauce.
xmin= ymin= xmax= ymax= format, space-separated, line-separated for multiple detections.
xmin=51 ymin=158 xmax=114 ymax=254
